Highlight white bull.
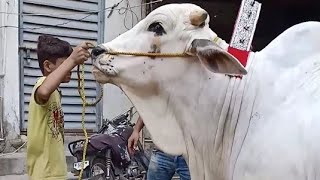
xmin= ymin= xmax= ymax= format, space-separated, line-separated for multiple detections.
xmin=91 ymin=3 xmax=320 ymax=180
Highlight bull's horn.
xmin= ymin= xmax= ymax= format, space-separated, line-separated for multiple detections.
xmin=190 ymin=10 xmax=208 ymax=26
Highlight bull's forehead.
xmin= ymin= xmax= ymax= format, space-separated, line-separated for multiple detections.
xmin=149 ymin=3 xmax=208 ymax=19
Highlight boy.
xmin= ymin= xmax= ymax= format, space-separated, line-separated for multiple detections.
xmin=27 ymin=35 xmax=91 ymax=179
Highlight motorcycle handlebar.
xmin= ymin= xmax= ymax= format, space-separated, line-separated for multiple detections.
xmin=104 ymin=107 xmax=136 ymax=125
xmin=98 ymin=107 xmax=136 ymax=133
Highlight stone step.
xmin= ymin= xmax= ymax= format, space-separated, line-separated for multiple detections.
xmin=0 ymin=136 xmax=86 ymax=176
xmin=0 ymin=151 xmax=76 ymax=176
xmin=0 ymin=172 xmax=78 ymax=180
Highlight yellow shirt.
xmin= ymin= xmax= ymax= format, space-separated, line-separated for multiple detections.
xmin=27 ymin=77 xmax=67 ymax=180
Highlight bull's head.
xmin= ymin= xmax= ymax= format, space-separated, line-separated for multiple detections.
xmin=92 ymin=3 xmax=246 ymax=88
xmin=91 ymin=3 xmax=247 ymax=163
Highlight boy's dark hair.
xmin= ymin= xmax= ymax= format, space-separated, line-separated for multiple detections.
xmin=37 ymin=35 xmax=73 ymax=74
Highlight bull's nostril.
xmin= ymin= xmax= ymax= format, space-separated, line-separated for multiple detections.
xmin=91 ymin=46 xmax=106 ymax=57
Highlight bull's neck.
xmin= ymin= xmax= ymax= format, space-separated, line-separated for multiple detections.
xmin=162 ymin=53 xmax=262 ymax=177
xmin=120 ymin=53 xmax=262 ymax=179
xmin=165 ymin=53 xmax=261 ymax=178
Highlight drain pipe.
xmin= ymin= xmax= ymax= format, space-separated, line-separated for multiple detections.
xmin=0 ymin=62 xmax=4 ymax=141
xmin=0 ymin=78 xmax=3 ymax=141
xmin=0 ymin=0 xmax=8 ymax=141
xmin=0 ymin=76 xmax=3 ymax=140
xmin=0 ymin=96 xmax=3 ymax=141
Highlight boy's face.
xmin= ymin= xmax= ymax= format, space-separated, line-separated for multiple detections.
xmin=46 ymin=57 xmax=72 ymax=83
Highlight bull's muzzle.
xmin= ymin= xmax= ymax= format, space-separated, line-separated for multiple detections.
xmin=91 ymin=46 xmax=106 ymax=57
xmin=190 ymin=10 xmax=208 ymax=27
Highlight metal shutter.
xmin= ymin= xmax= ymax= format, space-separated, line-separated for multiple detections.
xmin=19 ymin=0 xmax=104 ymax=131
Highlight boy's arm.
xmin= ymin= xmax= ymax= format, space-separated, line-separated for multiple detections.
xmin=128 ymin=116 xmax=145 ymax=154
xmin=36 ymin=42 xmax=90 ymax=105
xmin=134 ymin=116 xmax=145 ymax=133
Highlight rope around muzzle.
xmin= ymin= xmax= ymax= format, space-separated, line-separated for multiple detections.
xmin=102 ymin=36 xmax=221 ymax=58
xmin=105 ymin=51 xmax=192 ymax=57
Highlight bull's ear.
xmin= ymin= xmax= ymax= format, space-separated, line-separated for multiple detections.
xmin=190 ymin=39 xmax=247 ymax=75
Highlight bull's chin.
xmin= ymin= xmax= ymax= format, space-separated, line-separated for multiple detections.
xmin=92 ymin=68 xmax=111 ymax=84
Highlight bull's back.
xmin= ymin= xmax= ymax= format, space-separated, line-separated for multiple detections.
xmin=259 ymin=21 xmax=320 ymax=69
xmin=225 ymin=21 xmax=320 ymax=180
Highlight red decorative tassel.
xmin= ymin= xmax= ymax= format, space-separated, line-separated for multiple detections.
xmin=227 ymin=46 xmax=250 ymax=67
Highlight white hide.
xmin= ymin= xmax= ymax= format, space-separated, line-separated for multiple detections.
xmin=92 ymin=3 xmax=320 ymax=180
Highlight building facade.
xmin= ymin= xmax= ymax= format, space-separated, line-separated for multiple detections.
xmin=0 ymin=0 xmax=145 ymax=144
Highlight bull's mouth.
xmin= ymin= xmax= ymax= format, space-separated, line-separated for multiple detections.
xmin=91 ymin=52 xmax=119 ymax=84
xmin=92 ymin=52 xmax=119 ymax=75
xmin=92 ymin=66 xmax=113 ymax=84
xmin=92 ymin=66 xmax=103 ymax=74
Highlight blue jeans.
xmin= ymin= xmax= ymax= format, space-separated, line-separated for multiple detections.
xmin=147 ymin=150 xmax=191 ymax=180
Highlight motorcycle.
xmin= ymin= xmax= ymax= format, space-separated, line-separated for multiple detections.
xmin=68 ymin=107 xmax=150 ymax=180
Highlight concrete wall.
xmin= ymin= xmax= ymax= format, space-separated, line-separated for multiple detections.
xmin=103 ymin=0 xmax=145 ymax=120
xmin=0 ymin=0 xmax=20 ymax=140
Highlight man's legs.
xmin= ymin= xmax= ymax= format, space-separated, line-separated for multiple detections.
xmin=175 ymin=155 xmax=191 ymax=180
xmin=147 ymin=150 xmax=176 ymax=180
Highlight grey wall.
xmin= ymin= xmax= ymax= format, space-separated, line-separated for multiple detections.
xmin=103 ymin=0 xmax=145 ymax=121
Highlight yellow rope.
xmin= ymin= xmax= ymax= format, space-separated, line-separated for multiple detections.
xmin=77 ymin=63 xmax=103 ymax=180
xmin=106 ymin=51 xmax=191 ymax=57
xmin=104 ymin=36 xmax=220 ymax=58
xmin=213 ymin=36 xmax=220 ymax=44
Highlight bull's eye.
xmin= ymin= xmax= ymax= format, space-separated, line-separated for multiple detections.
xmin=147 ymin=22 xmax=166 ymax=36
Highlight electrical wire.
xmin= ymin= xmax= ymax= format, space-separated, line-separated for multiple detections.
xmin=127 ymin=0 xmax=140 ymax=29
xmin=0 ymin=0 xmax=162 ymax=30
xmin=106 ymin=0 xmax=124 ymax=18
xmin=106 ymin=0 xmax=140 ymax=30
xmin=26 ymin=14 xmax=93 ymax=31
xmin=118 ymin=0 xmax=140 ymax=30
xmin=0 ymin=0 xmax=163 ymax=17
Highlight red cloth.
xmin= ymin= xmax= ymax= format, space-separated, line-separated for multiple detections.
xmin=227 ymin=46 xmax=250 ymax=67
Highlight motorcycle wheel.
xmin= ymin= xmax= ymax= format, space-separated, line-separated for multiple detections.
xmin=90 ymin=158 xmax=115 ymax=180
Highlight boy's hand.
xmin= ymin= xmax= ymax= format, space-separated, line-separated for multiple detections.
xmin=128 ymin=130 xmax=140 ymax=155
xmin=69 ymin=42 xmax=92 ymax=65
